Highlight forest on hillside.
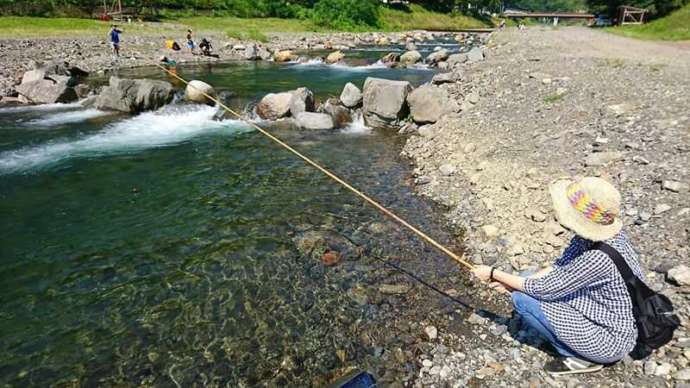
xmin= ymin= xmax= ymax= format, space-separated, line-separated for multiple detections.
xmin=0 ymin=0 xmax=686 ymax=25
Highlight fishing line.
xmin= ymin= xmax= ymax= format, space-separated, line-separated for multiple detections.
xmin=156 ymin=63 xmax=474 ymax=271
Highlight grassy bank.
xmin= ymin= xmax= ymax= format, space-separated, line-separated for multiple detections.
xmin=607 ymin=4 xmax=690 ymax=41
xmin=0 ymin=5 xmax=489 ymax=38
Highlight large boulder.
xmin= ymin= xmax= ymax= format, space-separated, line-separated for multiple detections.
xmin=325 ymin=50 xmax=345 ymax=64
xmin=274 ymin=50 xmax=297 ymax=62
xmin=185 ymin=80 xmax=216 ymax=104
xmin=467 ymin=47 xmax=484 ymax=62
xmin=256 ymin=92 xmax=293 ymax=120
xmin=407 ymin=84 xmax=458 ymax=124
xmin=243 ymin=44 xmax=259 ymax=60
xmin=320 ymin=98 xmax=352 ymax=128
xmin=296 ymin=112 xmax=334 ymax=130
xmin=16 ymin=75 xmax=78 ymax=104
xmin=95 ymin=76 xmax=174 ymax=113
xmin=289 ymin=87 xmax=315 ymax=116
xmin=340 ymin=82 xmax=362 ymax=108
xmin=381 ymin=52 xmax=400 ymax=65
xmin=362 ymin=77 xmax=411 ymax=130
xmin=426 ymin=49 xmax=449 ymax=65
xmin=399 ymin=50 xmax=422 ymax=67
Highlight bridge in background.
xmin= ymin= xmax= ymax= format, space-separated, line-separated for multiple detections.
xmin=502 ymin=10 xmax=595 ymax=25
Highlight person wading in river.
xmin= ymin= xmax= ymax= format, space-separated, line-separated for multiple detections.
xmin=472 ymin=177 xmax=643 ymax=375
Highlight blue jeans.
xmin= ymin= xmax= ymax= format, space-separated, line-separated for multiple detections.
xmin=511 ymin=291 xmax=578 ymax=358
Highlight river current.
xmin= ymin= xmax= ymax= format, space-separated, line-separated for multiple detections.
xmin=0 ymin=43 xmax=474 ymax=386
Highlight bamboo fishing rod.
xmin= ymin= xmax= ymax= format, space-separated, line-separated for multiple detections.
xmin=156 ymin=63 xmax=474 ymax=271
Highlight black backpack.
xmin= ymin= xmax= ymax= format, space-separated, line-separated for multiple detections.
xmin=594 ymin=242 xmax=680 ymax=359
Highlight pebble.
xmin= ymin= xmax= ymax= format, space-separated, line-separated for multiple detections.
xmin=644 ymin=360 xmax=657 ymax=375
xmin=662 ymin=180 xmax=688 ymax=193
xmin=654 ymin=204 xmax=672 ymax=215
xmin=425 ymin=326 xmax=438 ymax=340
xmin=654 ymin=362 xmax=672 ymax=377
xmin=675 ymin=369 xmax=690 ymax=381
xmin=439 ymin=164 xmax=456 ymax=176
xmin=422 ymin=359 xmax=433 ymax=368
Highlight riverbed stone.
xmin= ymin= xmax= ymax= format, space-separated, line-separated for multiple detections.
xmin=15 ymin=75 xmax=78 ymax=104
xmin=296 ymin=112 xmax=334 ymax=130
xmin=426 ymin=49 xmax=449 ymax=65
xmin=432 ymin=70 xmax=463 ymax=84
xmin=289 ymin=87 xmax=315 ymax=116
xmin=447 ymin=53 xmax=468 ymax=67
xmin=668 ymin=265 xmax=690 ymax=286
xmin=467 ymin=47 xmax=484 ymax=62
xmin=662 ymin=180 xmax=688 ymax=193
xmin=400 ymin=50 xmax=422 ymax=66
xmin=325 ymin=50 xmax=345 ymax=64
xmin=319 ymin=98 xmax=352 ymax=128
xmin=274 ymin=50 xmax=297 ymax=62
xmin=362 ymin=77 xmax=411 ymax=130
xmin=407 ymin=84 xmax=457 ymax=124
xmin=584 ymin=151 xmax=624 ymax=167
xmin=340 ymin=82 xmax=363 ymax=108
xmin=184 ymin=80 xmax=216 ymax=104
xmin=256 ymin=92 xmax=293 ymax=120
xmin=95 ymin=76 xmax=173 ymax=113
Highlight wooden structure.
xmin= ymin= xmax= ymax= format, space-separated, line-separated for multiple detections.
xmin=100 ymin=0 xmax=138 ymax=21
xmin=502 ymin=10 xmax=595 ymax=25
xmin=617 ymin=5 xmax=646 ymax=25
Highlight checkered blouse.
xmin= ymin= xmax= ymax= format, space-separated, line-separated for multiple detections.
xmin=523 ymin=231 xmax=643 ymax=363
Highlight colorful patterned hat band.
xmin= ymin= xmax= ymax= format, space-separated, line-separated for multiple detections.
xmin=566 ymin=183 xmax=615 ymax=225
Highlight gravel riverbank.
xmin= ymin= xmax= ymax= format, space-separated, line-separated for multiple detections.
xmin=402 ymin=27 xmax=690 ymax=386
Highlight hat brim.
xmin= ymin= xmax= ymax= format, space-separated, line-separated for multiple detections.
xmin=549 ymin=179 xmax=622 ymax=242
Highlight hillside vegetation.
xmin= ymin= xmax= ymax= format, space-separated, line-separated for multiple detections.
xmin=607 ymin=4 xmax=690 ymax=40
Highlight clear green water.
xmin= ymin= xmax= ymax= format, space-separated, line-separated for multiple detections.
xmin=0 ymin=58 xmax=469 ymax=386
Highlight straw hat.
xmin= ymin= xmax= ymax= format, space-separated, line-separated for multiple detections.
xmin=549 ymin=177 xmax=623 ymax=241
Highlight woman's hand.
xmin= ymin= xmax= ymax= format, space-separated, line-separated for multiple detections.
xmin=490 ymin=282 xmax=514 ymax=295
xmin=471 ymin=265 xmax=493 ymax=282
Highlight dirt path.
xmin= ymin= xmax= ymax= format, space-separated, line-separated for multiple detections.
xmin=403 ymin=26 xmax=690 ymax=386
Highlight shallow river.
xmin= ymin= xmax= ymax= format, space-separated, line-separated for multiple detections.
xmin=0 ymin=47 xmax=473 ymax=386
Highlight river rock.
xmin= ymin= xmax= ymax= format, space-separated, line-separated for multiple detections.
xmin=426 ymin=49 xmax=449 ymax=65
xmin=467 ymin=47 xmax=484 ymax=62
xmin=432 ymin=69 xmax=463 ymax=84
xmin=362 ymin=77 xmax=411 ymax=130
xmin=95 ymin=76 xmax=173 ymax=113
xmin=256 ymin=92 xmax=293 ymax=120
xmin=400 ymin=50 xmax=422 ymax=66
xmin=407 ymin=84 xmax=457 ymax=124
xmin=274 ymin=50 xmax=297 ymax=62
xmin=296 ymin=112 xmax=334 ymax=130
xmin=15 ymin=74 xmax=78 ymax=104
xmin=325 ymin=50 xmax=345 ymax=64
xmin=319 ymin=98 xmax=352 ymax=128
xmin=379 ymin=284 xmax=410 ymax=294
xmin=243 ymin=44 xmax=259 ymax=60
xmin=447 ymin=53 xmax=468 ymax=67
xmin=289 ymin=87 xmax=315 ymax=116
xmin=662 ymin=180 xmax=688 ymax=193
xmin=340 ymin=82 xmax=362 ymax=108
xmin=382 ymin=52 xmax=400 ymax=65
xmin=668 ymin=265 xmax=690 ymax=286
xmin=185 ymin=80 xmax=216 ymax=104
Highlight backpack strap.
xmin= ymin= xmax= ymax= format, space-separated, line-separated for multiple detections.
xmin=592 ymin=241 xmax=636 ymax=282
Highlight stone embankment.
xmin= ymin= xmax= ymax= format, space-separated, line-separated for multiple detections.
xmin=399 ymin=27 xmax=690 ymax=386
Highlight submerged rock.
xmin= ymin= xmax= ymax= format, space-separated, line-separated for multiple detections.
xmin=340 ymin=82 xmax=363 ymax=108
xmin=185 ymin=80 xmax=216 ymax=104
xmin=95 ymin=76 xmax=174 ymax=113
xmin=362 ymin=77 xmax=411 ymax=130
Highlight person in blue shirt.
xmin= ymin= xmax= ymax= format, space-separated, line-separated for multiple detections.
xmin=110 ymin=25 xmax=123 ymax=58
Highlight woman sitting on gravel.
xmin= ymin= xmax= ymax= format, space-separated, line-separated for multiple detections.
xmin=472 ymin=177 xmax=644 ymax=375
